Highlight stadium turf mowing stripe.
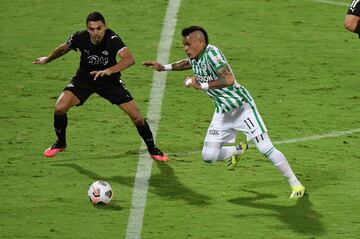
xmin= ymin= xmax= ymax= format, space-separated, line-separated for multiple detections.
xmin=125 ymin=1 xmax=182 ymax=238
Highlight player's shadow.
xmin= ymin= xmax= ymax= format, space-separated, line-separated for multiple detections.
xmin=149 ymin=161 xmax=211 ymax=205
xmin=54 ymin=161 xmax=211 ymax=206
xmin=228 ymin=190 xmax=326 ymax=236
xmin=53 ymin=149 xmax=149 ymax=162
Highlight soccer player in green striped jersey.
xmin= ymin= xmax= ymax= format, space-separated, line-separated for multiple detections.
xmin=144 ymin=26 xmax=305 ymax=199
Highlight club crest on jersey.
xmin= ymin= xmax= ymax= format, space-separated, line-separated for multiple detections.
xmin=215 ymin=56 xmax=222 ymax=63
xmin=87 ymin=55 xmax=109 ymax=66
xmin=201 ymin=63 xmax=208 ymax=75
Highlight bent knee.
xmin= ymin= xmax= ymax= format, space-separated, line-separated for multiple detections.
xmin=202 ymin=146 xmax=219 ymax=163
xmin=344 ymin=15 xmax=359 ymax=32
xmin=54 ymin=92 xmax=79 ymax=114
xmin=55 ymin=104 xmax=70 ymax=115
xmin=256 ymin=142 xmax=269 ymax=153
xmin=202 ymin=155 xmax=216 ymax=163
xmin=132 ymin=117 xmax=144 ymax=126
xmin=344 ymin=21 xmax=354 ymax=32
xmin=254 ymin=135 xmax=274 ymax=156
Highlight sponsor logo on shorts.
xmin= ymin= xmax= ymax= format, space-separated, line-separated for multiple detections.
xmin=209 ymin=130 xmax=219 ymax=136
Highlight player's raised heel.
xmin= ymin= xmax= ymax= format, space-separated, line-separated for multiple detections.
xmin=226 ymin=141 xmax=248 ymax=170
xmin=43 ymin=142 xmax=66 ymax=157
xmin=290 ymin=185 xmax=305 ymax=199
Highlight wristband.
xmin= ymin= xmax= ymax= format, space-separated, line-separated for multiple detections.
xmin=184 ymin=78 xmax=192 ymax=86
xmin=164 ymin=64 xmax=172 ymax=71
xmin=200 ymin=82 xmax=209 ymax=90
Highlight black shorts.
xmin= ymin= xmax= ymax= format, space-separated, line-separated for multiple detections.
xmin=64 ymin=77 xmax=133 ymax=106
xmin=348 ymin=0 xmax=360 ymax=16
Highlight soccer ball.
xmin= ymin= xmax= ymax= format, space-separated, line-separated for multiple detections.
xmin=88 ymin=180 xmax=113 ymax=205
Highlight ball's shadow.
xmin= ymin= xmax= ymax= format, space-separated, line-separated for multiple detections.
xmin=92 ymin=200 xmax=123 ymax=211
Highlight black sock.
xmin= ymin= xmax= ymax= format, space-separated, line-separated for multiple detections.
xmin=54 ymin=113 xmax=68 ymax=146
xmin=136 ymin=120 xmax=155 ymax=150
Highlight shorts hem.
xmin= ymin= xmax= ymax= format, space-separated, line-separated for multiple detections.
xmin=114 ymin=97 xmax=133 ymax=105
xmin=63 ymin=88 xmax=84 ymax=106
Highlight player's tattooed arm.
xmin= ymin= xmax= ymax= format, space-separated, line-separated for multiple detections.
xmin=209 ymin=65 xmax=235 ymax=89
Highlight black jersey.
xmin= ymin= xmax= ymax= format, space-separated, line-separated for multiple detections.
xmin=66 ymin=29 xmax=126 ymax=82
xmin=348 ymin=0 xmax=360 ymax=16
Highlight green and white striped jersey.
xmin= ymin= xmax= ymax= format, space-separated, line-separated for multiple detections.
xmin=189 ymin=44 xmax=253 ymax=113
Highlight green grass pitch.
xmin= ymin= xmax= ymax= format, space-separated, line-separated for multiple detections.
xmin=0 ymin=0 xmax=359 ymax=238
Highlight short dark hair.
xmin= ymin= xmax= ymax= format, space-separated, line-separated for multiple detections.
xmin=181 ymin=26 xmax=209 ymax=45
xmin=86 ymin=12 xmax=106 ymax=24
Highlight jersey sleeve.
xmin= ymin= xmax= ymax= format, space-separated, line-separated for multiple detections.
xmin=206 ymin=47 xmax=228 ymax=71
xmin=348 ymin=0 xmax=360 ymax=16
xmin=109 ymin=32 xmax=126 ymax=54
xmin=65 ymin=31 xmax=80 ymax=51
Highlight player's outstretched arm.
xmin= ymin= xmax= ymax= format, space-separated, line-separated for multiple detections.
xmin=142 ymin=61 xmax=165 ymax=71
xmin=143 ymin=59 xmax=192 ymax=71
xmin=33 ymin=43 xmax=71 ymax=64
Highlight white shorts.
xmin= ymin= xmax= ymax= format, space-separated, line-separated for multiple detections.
xmin=204 ymin=102 xmax=268 ymax=144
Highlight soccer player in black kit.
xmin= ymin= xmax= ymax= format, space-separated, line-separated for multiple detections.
xmin=33 ymin=12 xmax=168 ymax=161
xmin=345 ymin=0 xmax=360 ymax=37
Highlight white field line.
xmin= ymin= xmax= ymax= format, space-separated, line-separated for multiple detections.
xmin=273 ymin=128 xmax=360 ymax=145
xmin=172 ymin=128 xmax=360 ymax=156
xmin=125 ymin=1 xmax=181 ymax=239
xmin=313 ymin=0 xmax=348 ymax=6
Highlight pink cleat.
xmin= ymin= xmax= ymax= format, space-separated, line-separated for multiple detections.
xmin=149 ymin=147 xmax=169 ymax=161
xmin=43 ymin=142 xmax=66 ymax=157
